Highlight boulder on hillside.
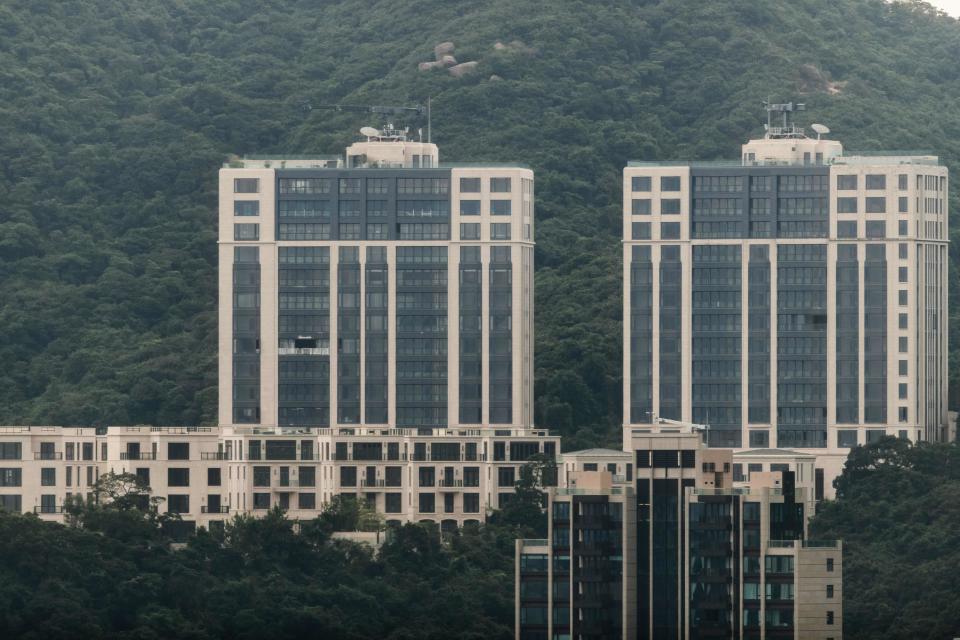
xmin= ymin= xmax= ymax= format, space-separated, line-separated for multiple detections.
xmin=440 ymin=54 xmax=457 ymax=67
xmin=434 ymin=41 xmax=455 ymax=59
xmin=418 ymin=61 xmax=443 ymax=71
xmin=448 ymin=61 xmax=478 ymax=77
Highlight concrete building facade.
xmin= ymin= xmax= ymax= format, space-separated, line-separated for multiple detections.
xmin=518 ymin=427 xmax=843 ymax=640
xmin=623 ymin=117 xmax=948 ymax=495
xmin=218 ymin=132 xmax=535 ymax=432
xmin=0 ymin=424 xmax=557 ymax=531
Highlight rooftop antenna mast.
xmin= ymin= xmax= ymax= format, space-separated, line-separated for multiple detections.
xmin=303 ymin=100 xmax=432 ymax=142
xmin=762 ymin=100 xmax=806 ymax=139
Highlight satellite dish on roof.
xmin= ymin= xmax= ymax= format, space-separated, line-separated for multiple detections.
xmin=811 ymin=123 xmax=830 ymax=139
xmin=360 ymin=126 xmax=380 ymax=138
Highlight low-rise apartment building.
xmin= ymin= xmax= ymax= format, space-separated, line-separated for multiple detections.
xmin=0 ymin=424 xmax=558 ymax=532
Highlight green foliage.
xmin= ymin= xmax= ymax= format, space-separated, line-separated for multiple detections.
xmin=811 ymin=438 xmax=960 ymax=638
xmin=1 ymin=1 xmax=960 ymax=442
xmin=0 ymin=503 xmax=525 ymax=639
xmin=488 ymin=454 xmax=556 ymax=534
xmin=303 ymin=494 xmax=385 ymax=541
xmin=64 ymin=471 xmax=177 ymax=541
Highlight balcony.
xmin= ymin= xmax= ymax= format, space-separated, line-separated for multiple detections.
xmin=200 ymin=452 xmax=229 ymax=460
xmin=331 ymin=452 xmax=407 ymax=462
xmin=360 ymin=478 xmax=387 ymax=488
xmin=33 ymin=505 xmax=65 ymax=514
xmin=121 ymin=452 xmax=156 ymax=460
xmin=278 ymin=346 xmax=330 ymax=356
xmin=802 ymin=540 xmax=839 ymax=548
xmin=33 ymin=452 xmax=62 ymax=460
xmin=767 ymin=540 xmax=796 ymax=549
xmin=201 ymin=505 xmax=230 ymax=514
xmin=438 ymin=479 xmax=464 ymax=488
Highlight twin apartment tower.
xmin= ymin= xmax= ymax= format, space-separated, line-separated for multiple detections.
xmin=222 ymin=124 xmax=949 ymax=496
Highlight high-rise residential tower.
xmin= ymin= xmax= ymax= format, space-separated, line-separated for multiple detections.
xmin=622 ymin=105 xmax=949 ymax=494
xmin=219 ymin=127 xmax=535 ymax=431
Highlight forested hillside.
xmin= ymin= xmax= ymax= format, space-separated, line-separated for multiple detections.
xmin=1 ymin=0 xmax=959 ymax=445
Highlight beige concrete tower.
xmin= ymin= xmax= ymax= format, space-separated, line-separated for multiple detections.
xmin=217 ymin=130 xmax=535 ymax=432
xmin=623 ymin=108 xmax=949 ymax=497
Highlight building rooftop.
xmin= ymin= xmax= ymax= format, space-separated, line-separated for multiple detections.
xmin=627 ymin=151 xmax=940 ymax=168
xmin=563 ymin=448 xmax=633 ymax=458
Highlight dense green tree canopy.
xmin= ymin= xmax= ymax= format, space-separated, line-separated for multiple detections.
xmin=811 ymin=438 xmax=960 ymax=639
xmin=0 ymin=464 xmax=555 ymax=639
xmin=1 ymin=0 xmax=960 ymax=448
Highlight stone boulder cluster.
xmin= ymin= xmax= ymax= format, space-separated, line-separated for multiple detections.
xmin=418 ymin=42 xmax=478 ymax=77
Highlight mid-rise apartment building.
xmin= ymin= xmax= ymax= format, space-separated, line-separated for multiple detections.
xmin=623 ymin=107 xmax=949 ymax=494
xmin=518 ymin=426 xmax=843 ymax=640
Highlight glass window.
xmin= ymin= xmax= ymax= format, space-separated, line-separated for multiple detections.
xmin=418 ymin=493 xmax=435 ymax=513
xmin=898 ymin=220 xmax=908 ymax=236
xmin=866 ymin=174 xmax=886 ymax=190
xmin=167 ymin=468 xmax=190 ymax=487
xmin=366 ymin=223 xmax=388 ymax=240
xmin=661 ymin=222 xmax=680 ymax=239
xmin=339 ymin=200 xmax=361 ymax=217
xmin=234 ymin=224 xmax=259 ymax=241
xmin=661 ymin=199 xmax=681 ymax=214
xmin=367 ymin=178 xmax=389 ymax=194
xmin=460 ymin=200 xmax=481 ymax=215
xmin=632 ymin=199 xmax=651 ymax=215
xmin=632 ymin=176 xmax=652 ymax=191
xmin=865 ymin=220 xmax=885 ymax=238
xmin=661 ymin=176 xmax=681 ymax=191
xmin=279 ymin=178 xmax=330 ymax=194
xmin=632 ymin=222 xmax=651 ymax=240
xmin=490 ymin=200 xmax=512 ymax=215
xmin=460 ymin=223 xmax=480 ymax=240
xmin=491 ymin=223 xmax=511 ymax=240
xmin=490 ymin=177 xmax=512 ymax=192
xmin=836 ymin=197 xmax=857 ymax=213
xmin=167 ymin=443 xmax=189 ymax=460
xmin=460 ymin=177 xmax=481 ymax=193
xmin=898 ymin=174 xmax=908 ymax=190
xmin=339 ymin=223 xmax=361 ymax=240
xmin=898 ymin=196 xmax=908 ymax=213
xmin=234 ymin=178 xmax=259 ymax=193
xmin=837 ymin=430 xmax=858 ymax=447
xmin=234 ymin=201 xmax=259 ymax=216
xmin=278 ymin=200 xmax=331 ymax=218
xmin=865 ymin=197 xmax=886 ymax=213
xmin=836 ymin=221 xmax=856 ymax=238
xmin=837 ymin=175 xmax=857 ymax=190
xmin=339 ymin=178 xmax=361 ymax=194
